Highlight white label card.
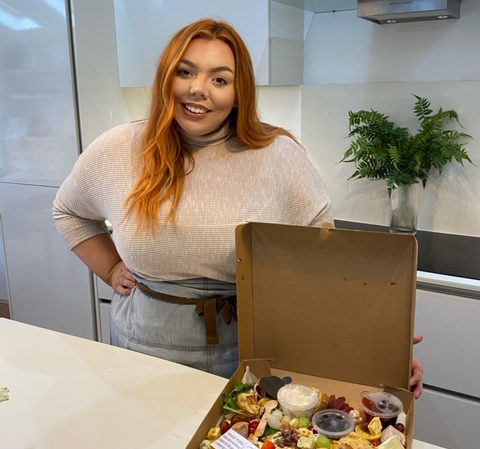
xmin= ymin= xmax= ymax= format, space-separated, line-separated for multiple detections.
xmin=211 ymin=428 xmax=258 ymax=449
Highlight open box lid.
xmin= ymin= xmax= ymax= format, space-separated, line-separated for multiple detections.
xmin=235 ymin=222 xmax=417 ymax=390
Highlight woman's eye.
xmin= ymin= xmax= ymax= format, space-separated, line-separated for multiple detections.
xmin=177 ymin=68 xmax=192 ymax=77
xmin=213 ymin=77 xmax=227 ymax=86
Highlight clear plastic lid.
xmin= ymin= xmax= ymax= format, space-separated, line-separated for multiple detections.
xmin=360 ymin=391 xmax=403 ymax=419
xmin=311 ymin=409 xmax=355 ymax=439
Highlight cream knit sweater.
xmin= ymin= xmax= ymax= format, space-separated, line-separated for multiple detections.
xmin=53 ymin=121 xmax=332 ymax=283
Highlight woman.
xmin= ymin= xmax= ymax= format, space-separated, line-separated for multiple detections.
xmin=53 ymin=18 xmax=331 ymax=377
xmin=53 ymin=18 xmax=422 ymax=395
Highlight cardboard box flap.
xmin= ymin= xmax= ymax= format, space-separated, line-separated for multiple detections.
xmin=236 ymin=222 xmax=417 ymax=390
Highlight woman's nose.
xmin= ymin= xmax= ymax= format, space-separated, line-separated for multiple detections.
xmin=189 ymin=77 xmax=207 ymax=99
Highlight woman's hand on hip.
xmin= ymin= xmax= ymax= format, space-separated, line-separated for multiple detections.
xmin=109 ymin=261 xmax=137 ymax=295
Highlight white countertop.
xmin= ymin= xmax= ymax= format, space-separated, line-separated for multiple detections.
xmin=0 ymin=319 xmax=447 ymax=449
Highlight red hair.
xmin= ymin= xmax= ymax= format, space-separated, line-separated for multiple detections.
xmin=125 ymin=18 xmax=297 ymax=231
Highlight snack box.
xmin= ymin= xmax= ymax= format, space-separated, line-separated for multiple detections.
xmin=187 ymin=223 xmax=417 ymax=448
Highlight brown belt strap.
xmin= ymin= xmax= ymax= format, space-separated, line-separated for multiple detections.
xmin=198 ymin=298 xmax=218 ymax=345
xmin=136 ymin=283 xmax=198 ymax=304
xmin=135 ymin=283 xmax=236 ymax=345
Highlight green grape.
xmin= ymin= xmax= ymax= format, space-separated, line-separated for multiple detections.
xmin=297 ymin=416 xmax=310 ymax=428
xmin=315 ymin=434 xmax=331 ymax=449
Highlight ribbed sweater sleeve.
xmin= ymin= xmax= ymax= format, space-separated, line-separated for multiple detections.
xmin=52 ymin=126 xmax=131 ymax=249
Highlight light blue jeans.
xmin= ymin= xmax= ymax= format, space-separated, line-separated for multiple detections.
xmin=110 ymin=276 xmax=238 ymax=378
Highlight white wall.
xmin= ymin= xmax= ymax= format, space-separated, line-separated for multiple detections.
xmin=257 ymin=85 xmax=302 ymax=139
xmin=301 ymin=0 xmax=480 ymax=236
xmin=303 ymin=4 xmax=480 ymax=84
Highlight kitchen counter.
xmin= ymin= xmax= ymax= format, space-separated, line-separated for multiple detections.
xmin=0 ymin=319 xmax=447 ymax=449
xmin=417 ymin=270 xmax=480 ymax=299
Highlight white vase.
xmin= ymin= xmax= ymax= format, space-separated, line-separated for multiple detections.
xmin=389 ymin=183 xmax=420 ymax=233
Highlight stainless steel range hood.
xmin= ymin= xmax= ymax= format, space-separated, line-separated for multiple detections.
xmin=358 ymin=0 xmax=461 ymax=24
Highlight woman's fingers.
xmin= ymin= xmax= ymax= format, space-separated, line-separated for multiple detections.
xmin=413 ymin=335 xmax=424 ymax=345
xmin=410 ymin=355 xmax=424 ymax=399
xmin=111 ymin=261 xmax=136 ymax=295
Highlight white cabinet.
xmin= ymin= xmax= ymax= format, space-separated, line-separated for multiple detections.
xmin=267 ymin=1 xmax=304 ymax=85
xmin=414 ymin=286 xmax=480 ymax=449
xmin=415 ymin=289 xmax=480 ymax=397
xmin=113 ymin=0 xmax=303 ymax=87
xmin=0 ymin=0 xmax=95 ymax=339
xmin=0 ymin=0 xmax=81 ymax=187
xmin=0 ymin=183 xmax=95 ymax=339
xmin=415 ymin=388 xmax=480 ymax=449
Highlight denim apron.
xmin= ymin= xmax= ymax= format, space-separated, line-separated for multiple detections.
xmin=110 ymin=276 xmax=238 ymax=378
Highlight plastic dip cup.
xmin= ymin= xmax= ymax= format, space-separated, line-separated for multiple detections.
xmin=277 ymin=384 xmax=320 ymax=418
xmin=311 ymin=409 xmax=355 ymax=439
xmin=360 ymin=391 xmax=403 ymax=425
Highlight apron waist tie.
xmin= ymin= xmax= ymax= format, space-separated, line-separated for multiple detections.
xmin=135 ymin=282 xmax=237 ymax=345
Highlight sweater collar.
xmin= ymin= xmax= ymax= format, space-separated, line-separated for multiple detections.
xmin=179 ymin=120 xmax=234 ymax=148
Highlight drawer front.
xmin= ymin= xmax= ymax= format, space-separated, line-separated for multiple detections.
xmin=414 ymin=388 xmax=480 ymax=449
xmin=415 ymin=289 xmax=480 ymax=397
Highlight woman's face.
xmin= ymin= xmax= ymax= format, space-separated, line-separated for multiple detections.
xmin=173 ymin=38 xmax=236 ymax=138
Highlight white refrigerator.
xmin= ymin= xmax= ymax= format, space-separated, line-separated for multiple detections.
xmin=0 ymin=0 xmax=95 ymax=338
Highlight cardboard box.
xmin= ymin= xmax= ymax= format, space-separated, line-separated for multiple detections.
xmin=188 ymin=223 xmax=417 ymax=449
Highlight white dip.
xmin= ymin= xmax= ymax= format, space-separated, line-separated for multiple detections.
xmin=278 ymin=384 xmax=318 ymax=407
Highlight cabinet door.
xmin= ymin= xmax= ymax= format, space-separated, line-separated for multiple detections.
xmin=269 ymin=0 xmax=304 ymax=85
xmin=0 ymin=0 xmax=80 ymax=187
xmin=414 ymin=388 xmax=480 ymax=449
xmin=114 ymin=0 xmax=284 ymax=87
xmin=415 ymin=288 xmax=480 ymax=397
xmin=0 ymin=183 xmax=95 ymax=339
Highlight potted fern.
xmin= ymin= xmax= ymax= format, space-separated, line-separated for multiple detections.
xmin=340 ymin=95 xmax=472 ymax=232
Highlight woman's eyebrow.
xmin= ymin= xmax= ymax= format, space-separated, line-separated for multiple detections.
xmin=179 ymin=58 xmax=234 ymax=74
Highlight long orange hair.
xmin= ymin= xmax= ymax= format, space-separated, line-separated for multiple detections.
xmin=124 ymin=18 xmax=297 ymax=231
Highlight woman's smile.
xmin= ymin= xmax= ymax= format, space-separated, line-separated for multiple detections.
xmin=183 ymin=103 xmax=210 ymax=115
